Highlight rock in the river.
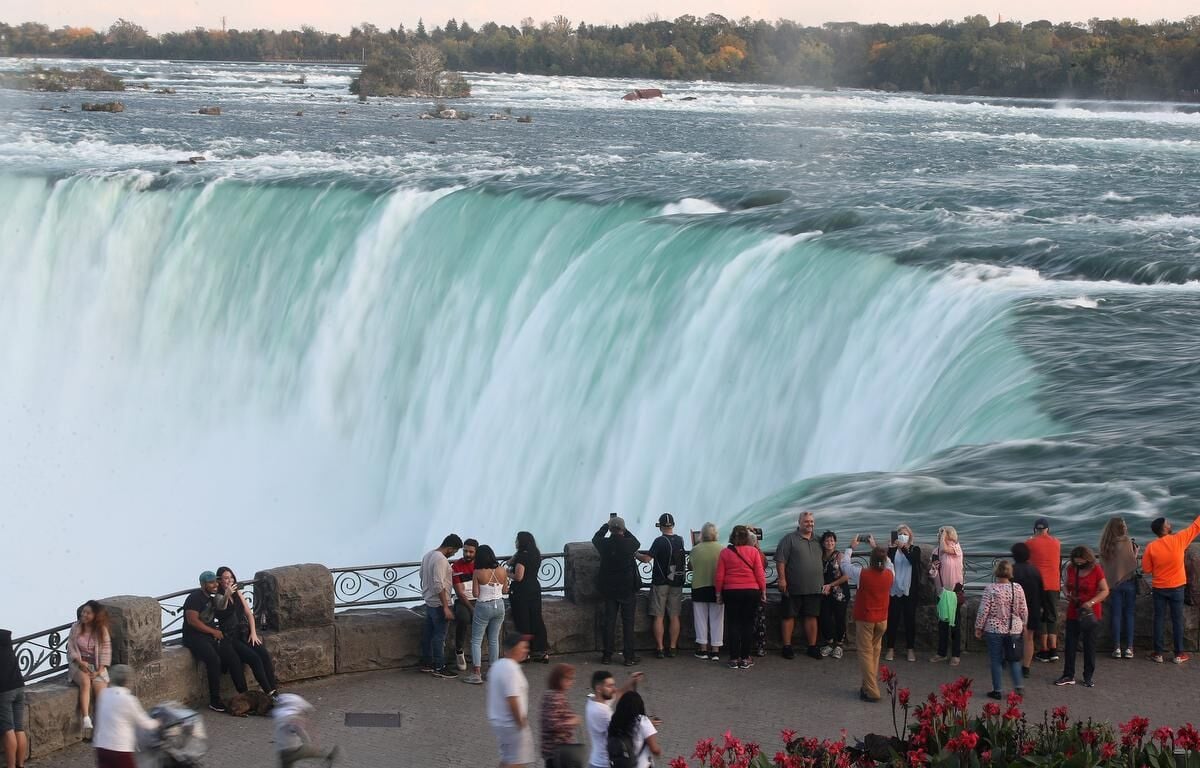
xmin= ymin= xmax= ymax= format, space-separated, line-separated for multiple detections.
xmin=622 ymin=88 xmax=663 ymax=100
xmin=197 ymin=106 xmax=221 ymax=115
xmin=82 ymin=101 xmax=124 ymax=112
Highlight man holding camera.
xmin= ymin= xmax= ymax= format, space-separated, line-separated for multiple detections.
xmin=775 ymin=511 xmax=824 ymax=660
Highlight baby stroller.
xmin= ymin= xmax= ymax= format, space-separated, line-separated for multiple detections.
xmin=136 ymin=702 xmax=209 ymax=768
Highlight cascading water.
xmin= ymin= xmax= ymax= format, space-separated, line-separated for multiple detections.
xmin=0 ymin=171 xmax=1056 ymax=629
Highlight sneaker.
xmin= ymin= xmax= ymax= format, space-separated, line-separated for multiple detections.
xmin=455 ymin=651 xmax=467 ymax=671
xmin=739 ymin=659 xmax=751 ymax=669
xmin=462 ymin=673 xmax=484 ymax=685
xmin=654 ymin=649 xmax=666 ymax=659
xmin=1015 ymin=688 xmax=1024 ymax=696
xmin=820 ymin=645 xmax=834 ymax=657
xmin=781 ymin=645 xmax=795 ymax=660
xmin=728 ymin=660 xmax=740 ymax=670
xmin=419 ymin=663 xmax=435 ymax=673
xmin=432 ymin=667 xmax=458 ymax=679
xmin=1053 ymin=676 xmax=1075 ymax=686
xmin=1111 ymin=649 xmax=1123 ymax=659
xmin=709 ymin=653 xmax=720 ymax=662
xmin=1151 ymin=653 xmax=1165 ymax=663
xmin=666 ymin=648 xmax=677 ymax=658
xmin=1047 ymin=651 xmax=1060 ymax=662
xmin=987 ymin=690 xmax=1002 ymax=700
xmin=1175 ymin=653 xmax=1191 ymax=664
xmin=859 ymin=689 xmax=880 ymax=703
xmin=208 ymin=703 xmax=228 ymax=714
xmin=624 ymin=656 xmax=641 ymax=667
xmin=1123 ymin=648 xmax=1135 ymax=659
xmin=756 ymin=648 xmax=767 ymax=657
xmin=601 ymin=654 xmax=612 ymax=664
xmin=906 ymin=649 xmax=917 ymax=662
xmin=884 ymin=649 xmax=894 ymax=661
xmin=929 ymin=655 xmax=948 ymax=663
xmin=1083 ymin=680 xmax=1095 ymax=688
xmin=832 ymin=646 xmax=844 ymax=660
xmin=806 ymin=646 xmax=823 ymax=660
xmin=694 ymin=650 xmax=710 ymax=660
xmin=1036 ymin=651 xmax=1054 ymax=663
xmin=82 ymin=715 xmax=93 ymax=740
xmin=1022 ymin=666 xmax=1031 ymax=678
xmin=950 ymin=657 xmax=961 ymax=667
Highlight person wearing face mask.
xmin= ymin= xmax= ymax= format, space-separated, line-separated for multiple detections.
xmin=884 ymin=525 xmax=922 ymax=662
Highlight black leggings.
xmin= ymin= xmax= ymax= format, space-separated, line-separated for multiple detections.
xmin=229 ymin=636 xmax=277 ymax=693
xmin=819 ymin=593 xmax=847 ymax=645
xmin=511 ymin=590 xmax=549 ymax=654
xmin=885 ymin=594 xmax=917 ymax=650
xmin=723 ymin=590 xmax=760 ymax=660
xmin=183 ymin=635 xmax=246 ymax=706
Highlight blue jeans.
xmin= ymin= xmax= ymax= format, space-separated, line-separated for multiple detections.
xmin=1152 ymin=586 xmax=1185 ymax=655
xmin=471 ymin=599 xmax=505 ymax=670
xmin=1109 ymin=579 xmax=1137 ymax=650
xmin=985 ymin=632 xmax=1023 ymax=693
xmin=420 ymin=604 xmax=449 ymax=669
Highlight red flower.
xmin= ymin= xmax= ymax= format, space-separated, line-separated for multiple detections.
xmin=1003 ymin=707 xmax=1021 ymax=721
xmin=960 ymin=731 xmax=979 ymax=751
xmin=1100 ymin=742 xmax=1119 ymax=761
xmin=1154 ymin=727 xmax=1175 ymax=746
xmin=1007 ymin=691 xmax=1023 ymax=708
xmin=983 ymin=702 xmax=1001 ymax=718
xmin=694 ymin=738 xmax=715 ymax=761
xmin=670 ymin=758 xmax=690 ymax=768
xmin=880 ymin=665 xmax=896 ymax=683
xmin=1080 ymin=728 xmax=1098 ymax=745
xmin=781 ymin=729 xmax=797 ymax=745
xmin=906 ymin=748 xmax=928 ymax=767
xmin=1176 ymin=724 xmax=1200 ymax=752
xmin=1021 ymin=741 xmax=1037 ymax=755
xmin=1053 ymin=706 xmax=1070 ymax=723
xmin=1121 ymin=717 xmax=1150 ymax=744
xmin=899 ymin=688 xmax=911 ymax=707
xmin=773 ymin=752 xmax=789 ymax=768
xmin=981 ymin=750 xmax=992 ymax=764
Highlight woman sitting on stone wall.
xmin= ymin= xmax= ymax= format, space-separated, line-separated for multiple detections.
xmin=68 ymin=600 xmax=111 ymax=741
xmin=215 ymin=567 xmax=278 ymax=698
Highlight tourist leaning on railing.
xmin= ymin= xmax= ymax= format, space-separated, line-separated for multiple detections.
xmin=1142 ymin=512 xmax=1200 ymax=664
xmin=1026 ymin=517 xmax=1062 ymax=664
xmin=215 ymin=567 xmax=278 ymax=697
xmin=511 ymin=531 xmax=551 ymax=664
xmin=1010 ymin=542 xmax=1043 ymax=679
xmin=0 ymin=627 xmax=27 ymax=768
xmin=688 ymin=523 xmax=724 ymax=662
xmin=716 ymin=525 xmax=766 ymax=671
xmin=67 ymin=600 xmax=112 ymax=740
xmin=1098 ymin=517 xmax=1138 ymax=660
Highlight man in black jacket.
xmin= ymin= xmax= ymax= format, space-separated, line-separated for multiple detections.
xmin=593 ymin=516 xmax=642 ymax=666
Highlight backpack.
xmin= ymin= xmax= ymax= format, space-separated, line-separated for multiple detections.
xmin=655 ymin=534 xmax=687 ymax=588
xmin=608 ymin=733 xmax=642 ymax=768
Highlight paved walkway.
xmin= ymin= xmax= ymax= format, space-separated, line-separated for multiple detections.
xmin=48 ymin=650 xmax=1198 ymax=767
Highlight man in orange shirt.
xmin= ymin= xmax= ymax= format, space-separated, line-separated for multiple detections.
xmin=1142 ymin=514 xmax=1200 ymax=664
xmin=1026 ymin=518 xmax=1062 ymax=663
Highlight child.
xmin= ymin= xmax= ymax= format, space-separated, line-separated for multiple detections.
xmin=932 ymin=583 xmax=965 ymax=665
xmin=272 ymin=694 xmax=340 ymax=767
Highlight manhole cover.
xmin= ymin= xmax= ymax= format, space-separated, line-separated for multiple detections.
xmin=345 ymin=712 xmax=402 ymax=728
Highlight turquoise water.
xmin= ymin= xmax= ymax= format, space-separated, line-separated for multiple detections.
xmin=2 ymin=58 xmax=1199 ymax=630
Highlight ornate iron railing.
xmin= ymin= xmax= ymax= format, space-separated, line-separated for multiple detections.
xmin=332 ymin=553 xmax=566 ymax=609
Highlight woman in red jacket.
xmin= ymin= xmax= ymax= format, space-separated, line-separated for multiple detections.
xmin=716 ymin=525 xmax=767 ymax=670
xmin=841 ymin=538 xmax=894 ymax=702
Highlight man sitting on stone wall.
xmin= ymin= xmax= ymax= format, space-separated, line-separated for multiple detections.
xmin=182 ymin=571 xmax=248 ymax=713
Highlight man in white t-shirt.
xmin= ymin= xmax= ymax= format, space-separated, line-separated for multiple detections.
xmin=487 ymin=633 xmax=533 ymax=768
xmin=585 ymin=668 xmax=644 ymax=768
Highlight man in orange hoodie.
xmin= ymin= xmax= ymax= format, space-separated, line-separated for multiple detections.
xmin=1142 ymin=514 xmax=1200 ymax=664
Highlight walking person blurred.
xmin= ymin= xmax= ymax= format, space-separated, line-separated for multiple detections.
xmin=0 ymin=628 xmax=27 ymax=768
xmin=606 ymin=691 xmax=662 ymax=768
xmin=841 ymin=537 xmax=892 ymax=702
xmin=511 ymin=532 xmax=550 ymax=663
xmin=716 ymin=525 xmax=766 ymax=670
xmin=1098 ymin=518 xmax=1138 ymax=659
xmin=68 ymin=600 xmax=112 ymax=739
xmin=688 ymin=523 xmax=724 ymax=661
xmin=1055 ymin=546 xmax=1109 ymax=688
xmin=273 ymin=694 xmax=340 ymax=767
xmin=540 ymin=664 xmax=583 ymax=768
xmin=92 ymin=665 xmax=157 ymax=768
xmin=488 ymin=634 xmax=534 ymax=768
xmin=975 ymin=561 xmax=1028 ymax=700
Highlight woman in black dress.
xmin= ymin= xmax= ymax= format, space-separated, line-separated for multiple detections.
xmin=509 ymin=532 xmax=550 ymax=662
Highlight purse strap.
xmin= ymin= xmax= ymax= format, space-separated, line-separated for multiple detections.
xmin=1007 ymin=583 xmax=1015 ymax=634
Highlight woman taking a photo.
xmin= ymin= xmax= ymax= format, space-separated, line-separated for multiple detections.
xmin=510 ymin=531 xmax=550 ymax=664
xmin=818 ymin=531 xmax=850 ymax=659
xmin=974 ymin=561 xmax=1028 ymax=700
xmin=216 ymin=566 xmax=278 ymax=697
xmin=688 ymin=523 xmax=724 ymax=661
xmin=1098 ymin=518 xmax=1138 ymax=659
xmin=540 ymin=663 xmax=582 ymax=768
xmin=840 ymin=538 xmax=892 ymax=702
xmin=464 ymin=545 xmax=509 ymax=685
xmin=1056 ymin=546 xmax=1109 ymax=688
xmin=715 ymin=525 xmax=766 ymax=670
xmin=68 ymin=600 xmax=111 ymax=740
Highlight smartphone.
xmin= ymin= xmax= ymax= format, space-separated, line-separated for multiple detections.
xmin=752 ymin=527 xmax=764 ymax=541
xmin=610 ymin=512 xmax=618 ymax=518
xmin=890 ymin=530 xmax=899 ymax=543
xmin=857 ymin=533 xmax=871 ymax=544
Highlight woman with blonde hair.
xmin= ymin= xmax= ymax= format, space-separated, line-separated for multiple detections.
xmin=1098 ymin=517 xmax=1138 ymax=659
xmin=68 ymin=600 xmax=111 ymax=740
xmin=930 ymin=526 xmax=964 ymax=665
xmin=688 ymin=523 xmax=724 ymax=661
xmin=885 ymin=524 xmax=922 ymax=662
xmin=974 ymin=561 xmax=1028 ymax=700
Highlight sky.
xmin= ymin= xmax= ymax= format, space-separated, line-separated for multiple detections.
xmin=0 ymin=0 xmax=1195 ymax=34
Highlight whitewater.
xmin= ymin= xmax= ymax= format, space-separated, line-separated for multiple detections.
xmin=3 ymin=58 xmax=1200 ymax=632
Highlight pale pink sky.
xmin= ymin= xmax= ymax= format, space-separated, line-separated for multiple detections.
xmin=1 ymin=0 xmax=1194 ymax=34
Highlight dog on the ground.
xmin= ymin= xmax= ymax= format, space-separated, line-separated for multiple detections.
xmin=228 ymin=689 xmax=275 ymax=717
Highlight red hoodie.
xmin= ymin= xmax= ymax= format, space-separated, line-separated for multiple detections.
xmin=716 ymin=545 xmax=766 ymax=593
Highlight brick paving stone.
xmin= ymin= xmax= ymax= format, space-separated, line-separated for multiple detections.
xmin=44 ymin=649 xmax=1198 ymax=767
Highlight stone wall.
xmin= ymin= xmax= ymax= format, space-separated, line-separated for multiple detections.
xmin=20 ymin=544 xmax=1200 ymax=760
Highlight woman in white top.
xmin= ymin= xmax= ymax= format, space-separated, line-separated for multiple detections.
xmin=465 ymin=545 xmax=509 ymax=685
xmin=92 ymin=665 xmax=157 ymax=768
xmin=607 ymin=691 xmax=661 ymax=768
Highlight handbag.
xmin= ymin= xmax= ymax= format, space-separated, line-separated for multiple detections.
xmin=551 ymin=742 xmax=587 ymax=768
xmin=1002 ymin=584 xmax=1023 ymax=663
xmin=1074 ymin=568 xmax=1099 ymax=631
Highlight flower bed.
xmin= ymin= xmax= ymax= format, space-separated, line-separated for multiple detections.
xmin=669 ymin=666 xmax=1200 ymax=768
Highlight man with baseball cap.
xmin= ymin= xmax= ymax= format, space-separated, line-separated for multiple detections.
xmin=1142 ymin=512 xmax=1200 ymax=663
xmin=593 ymin=516 xmax=642 ymax=666
xmin=182 ymin=570 xmax=247 ymax=713
xmin=638 ymin=514 xmax=686 ymax=658
xmin=1026 ymin=518 xmax=1062 ymax=663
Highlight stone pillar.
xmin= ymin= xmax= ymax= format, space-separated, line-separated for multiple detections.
xmin=564 ymin=541 xmax=601 ymax=604
xmin=254 ymin=564 xmax=335 ymax=631
xmin=100 ymin=595 xmax=162 ymax=665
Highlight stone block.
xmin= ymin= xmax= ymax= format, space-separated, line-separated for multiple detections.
xmin=335 ymin=608 xmax=426 ymax=674
xmin=254 ymin=564 xmax=334 ymax=631
xmin=133 ymin=645 xmax=207 ymax=707
xmin=265 ymin=625 xmax=335 ymax=682
xmin=101 ymin=595 xmax=162 ymax=665
xmin=539 ymin=597 xmax=598 ymax=654
xmin=564 ymin=542 xmax=601 ymax=603
xmin=25 ymin=681 xmax=79 ymax=758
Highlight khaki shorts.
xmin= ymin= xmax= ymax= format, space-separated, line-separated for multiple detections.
xmin=649 ymin=584 xmax=683 ymax=616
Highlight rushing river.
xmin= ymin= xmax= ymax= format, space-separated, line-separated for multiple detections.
xmin=2 ymin=58 xmax=1199 ymax=632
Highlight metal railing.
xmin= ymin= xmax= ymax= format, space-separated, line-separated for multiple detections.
xmin=332 ymin=553 xmax=566 ymax=609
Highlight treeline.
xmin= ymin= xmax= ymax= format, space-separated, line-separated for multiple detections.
xmin=4 ymin=14 xmax=1200 ymax=99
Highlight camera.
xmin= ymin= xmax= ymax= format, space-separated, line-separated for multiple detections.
xmin=752 ymin=527 xmax=764 ymax=541
xmin=856 ymin=533 xmax=872 ymax=545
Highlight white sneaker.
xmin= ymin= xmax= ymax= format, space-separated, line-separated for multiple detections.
xmin=884 ymin=649 xmax=895 ymax=661
xmin=82 ymin=715 xmax=93 ymax=740
xmin=832 ymin=646 xmax=844 ymax=659
xmin=820 ymin=645 xmax=834 ymax=657
xmin=907 ymin=649 xmax=917 ymax=662
xmin=930 ymin=655 xmax=948 ymax=663
xmin=455 ymin=651 xmax=467 ymax=671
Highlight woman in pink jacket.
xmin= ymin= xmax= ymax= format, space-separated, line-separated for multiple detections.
xmin=716 ymin=526 xmax=766 ymax=671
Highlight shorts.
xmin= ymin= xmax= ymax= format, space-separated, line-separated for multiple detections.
xmin=649 ymin=585 xmax=683 ymax=616
xmin=780 ymin=593 xmax=822 ymax=619
xmin=494 ymin=723 xmax=535 ymax=765
xmin=0 ymin=687 xmax=25 ymax=733
xmin=1040 ymin=591 xmax=1060 ymax=633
